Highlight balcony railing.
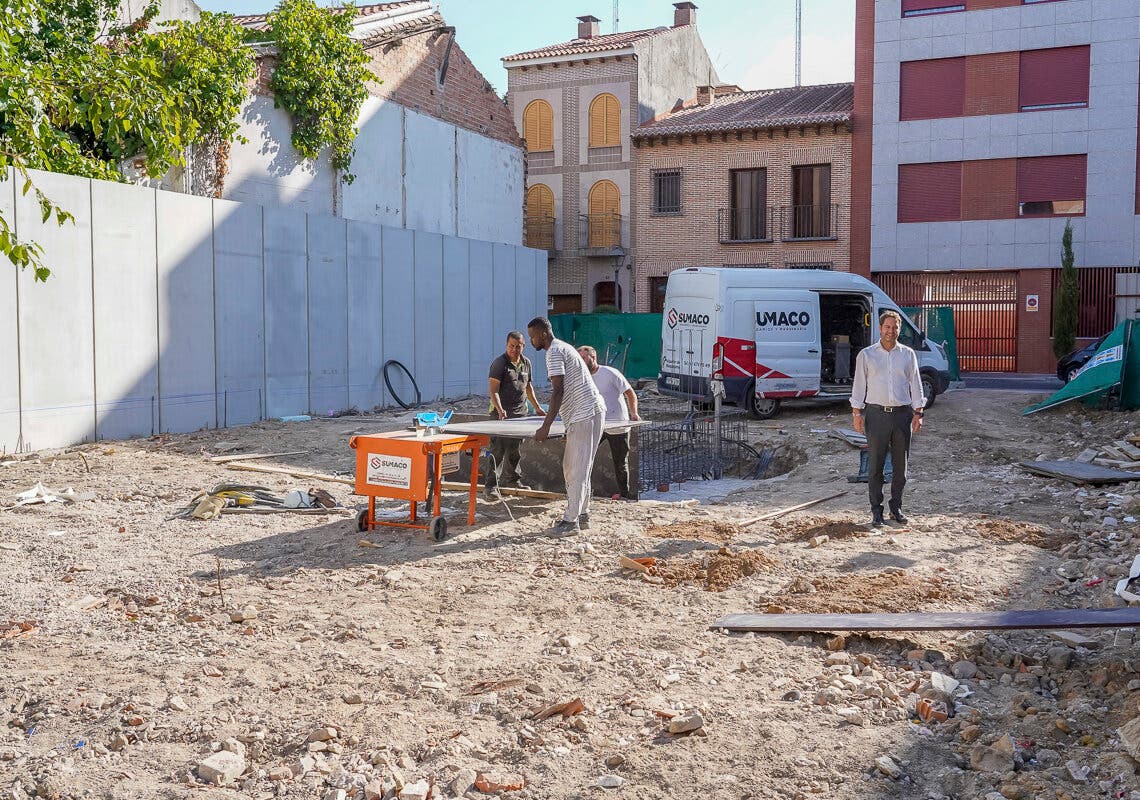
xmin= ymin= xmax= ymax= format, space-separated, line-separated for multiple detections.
xmin=717 ymin=207 xmax=772 ymax=243
xmin=780 ymin=203 xmax=839 ymax=240
xmin=525 ymin=215 xmax=555 ymax=250
xmin=579 ymin=213 xmax=621 ymax=251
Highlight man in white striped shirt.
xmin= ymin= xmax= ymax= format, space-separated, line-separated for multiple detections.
xmin=850 ymin=310 xmax=926 ymax=528
xmin=528 ymin=317 xmax=606 ymax=534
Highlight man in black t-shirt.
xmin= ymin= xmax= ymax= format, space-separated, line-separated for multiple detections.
xmin=486 ymin=331 xmax=543 ymax=496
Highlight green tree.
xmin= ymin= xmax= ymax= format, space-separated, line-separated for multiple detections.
xmin=1052 ymin=221 xmax=1079 ymax=359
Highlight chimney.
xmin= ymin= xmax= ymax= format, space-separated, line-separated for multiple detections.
xmin=673 ymin=2 xmax=697 ymax=27
xmin=695 ymin=85 xmax=715 ymax=106
xmin=577 ymin=14 xmax=600 ymax=39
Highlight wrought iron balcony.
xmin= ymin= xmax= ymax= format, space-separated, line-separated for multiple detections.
xmin=717 ymin=207 xmax=772 ymax=243
xmin=524 ymin=215 xmax=555 ymax=250
xmin=780 ymin=203 xmax=839 ymax=241
xmin=578 ymin=213 xmax=622 ymax=252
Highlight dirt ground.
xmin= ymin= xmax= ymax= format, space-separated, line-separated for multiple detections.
xmin=4 ymin=388 xmax=1140 ymax=800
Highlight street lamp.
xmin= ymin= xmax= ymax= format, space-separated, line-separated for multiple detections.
xmin=610 ymin=244 xmax=627 ymax=312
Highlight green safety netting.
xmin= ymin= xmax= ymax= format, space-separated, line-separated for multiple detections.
xmin=1022 ymin=319 xmax=1137 ymax=415
xmin=551 ymin=313 xmax=663 ymax=380
xmin=902 ymin=306 xmax=960 ymax=381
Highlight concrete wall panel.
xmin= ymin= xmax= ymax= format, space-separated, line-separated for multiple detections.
xmin=533 ymin=249 xmax=549 ymax=387
xmin=91 ymin=180 xmax=159 ymax=440
xmin=226 ymin=96 xmax=334 ymax=216
xmin=442 ymin=236 xmax=471 ymax=398
xmin=342 ymin=99 xmax=404 ymax=228
xmin=308 ymin=215 xmax=350 ymax=414
xmin=213 ymin=200 xmax=264 ymax=425
xmin=17 ymin=170 xmax=95 ymax=449
xmin=347 ymin=221 xmax=384 ymax=410
xmin=381 ymin=226 xmax=417 ymax=406
xmin=412 ymin=230 xmax=444 ymax=402
xmin=458 ymin=131 xmax=524 ymax=245
xmin=0 ymin=171 xmax=19 ymax=452
xmin=405 ymin=110 xmax=457 ymax=236
xmin=492 ymin=243 xmax=516 ymax=344
xmin=157 ymin=189 xmax=216 ymax=433
xmin=468 ymin=240 xmax=495 ymax=390
xmin=263 ymin=206 xmax=309 ymax=418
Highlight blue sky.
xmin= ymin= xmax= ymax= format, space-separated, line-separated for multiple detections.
xmin=193 ymin=0 xmax=855 ymax=94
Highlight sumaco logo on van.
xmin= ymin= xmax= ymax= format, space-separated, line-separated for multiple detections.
xmin=757 ymin=309 xmax=811 ymax=328
xmin=667 ymin=307 xmax=710 ymax=329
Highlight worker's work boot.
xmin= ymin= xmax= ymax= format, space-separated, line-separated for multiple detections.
xmin=871 ymin=507 xmax=884 ymax=528
xmin=578 ymin=513 xmax=590 ymax=530
xmin=550 ymin=519 xmax=580 ymax=535
xmin=889 ymin=506 xmax=908 ymax=525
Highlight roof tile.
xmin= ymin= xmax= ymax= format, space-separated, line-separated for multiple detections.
xmin=503 ymin=27 xmax=672 ymax=63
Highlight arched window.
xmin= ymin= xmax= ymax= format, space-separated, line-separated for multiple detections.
xmin=525 ymin=184 xmax=555 ymax=249
xmin=588 ymin=93 xmax=621 ymax=148
xmin=522 ymin=99 xmax=554 ymax=152
xmin=586 ymin=179 xmax=620 ymax=248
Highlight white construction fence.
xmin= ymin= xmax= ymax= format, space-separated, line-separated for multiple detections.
xmin=0 ymin=168 xmax=547 ymax=453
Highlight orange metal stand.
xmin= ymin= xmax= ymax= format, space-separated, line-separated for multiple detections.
xmin=349 ymin=430 xmax=489 ymax=541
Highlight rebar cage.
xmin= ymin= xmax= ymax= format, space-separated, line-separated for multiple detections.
xmin=637 ymin=410 xmax=755 ymax=491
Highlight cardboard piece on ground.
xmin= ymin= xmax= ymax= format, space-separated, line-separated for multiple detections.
xmin=1018 ymin=460 xmax=1140 ymax=485
xmin=711 ymin=607 xmax=1140 ymax=633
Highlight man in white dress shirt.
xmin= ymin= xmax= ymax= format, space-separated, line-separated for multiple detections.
xmin=850 ymin=310 xmax=926 ymax=527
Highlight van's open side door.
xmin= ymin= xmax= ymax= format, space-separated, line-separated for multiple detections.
xmin=753 ymin=291 xmax=822 ymax=398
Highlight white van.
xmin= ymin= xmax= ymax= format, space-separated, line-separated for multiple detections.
xmin=658 ymin=267 xmax=952 ymax=418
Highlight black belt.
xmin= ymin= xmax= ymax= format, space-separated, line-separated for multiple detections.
xmin=865 ymin=403 xmax=911 ymax=413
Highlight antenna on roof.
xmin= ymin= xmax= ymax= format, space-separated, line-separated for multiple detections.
xmin=613 ymin=0 xmax=619 ymax=33
xmin=794 ymin=0 xmax=802 ymax=87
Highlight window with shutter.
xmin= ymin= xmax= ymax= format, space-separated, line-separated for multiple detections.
xmin=588 ymin=93 xmax=621 ymax=148
xmin=898 ymin=162 xmax=963 ymax=223
xmin=1016 ymin=154 xmax=1086 ymax=216
xmin=525 ymin=184 xmax=555 ymax=249
xmin=587 ymin=180 xmax=621 ymax=247
xmin=522 ymin=100 xmax=554 ymax=152
xmin=900 ymin=58 xmax=966 ymax=120
xmin=652 ymin=170 xmax=682 ymax=214
xmin=901 ymin=0 xmax=965 ymax=16
xmin=1019 ymin=46 xmax=1090 ymax=111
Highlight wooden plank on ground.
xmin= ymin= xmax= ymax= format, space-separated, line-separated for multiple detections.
xmin=208 ymin=451 xmax=308 ymax=464
xmin=1115 ymin=440 xmax=1140 ymax=460
xmin=1100 ymin=446 xmax=1131 ymax=462
xmin=1018 ymin=460 xmax=1140 ymax=485
xmin=1093 ymin=458 xmax=1140 ymax=471
xmin=712 ymin=608 xmax=1140 ymax=633
xmin=740 ymin=490 xmax=848 ymax=526
xmin=440 ymin=481 xmax=564 ymax=500
xmin=224 ymin=462 xmax=355 ymax=486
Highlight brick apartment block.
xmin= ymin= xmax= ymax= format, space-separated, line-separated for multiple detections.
xmin=632 ymin=83 xmax=854 ymax=313
xmin=503 ymin=2 xmax=719 ymax=312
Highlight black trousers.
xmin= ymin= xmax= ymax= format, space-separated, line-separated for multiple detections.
xmin=602 ymin=431 xmax=631 ymax=498
xmin=865 ymin=405 xmax=912 ymax=512
xmin=487 ymin=412 xmax=523 ymax=487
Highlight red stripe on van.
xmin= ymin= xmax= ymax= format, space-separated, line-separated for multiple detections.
xmin=755 ymin=363 xmax=791 ymax=380
xmin=717 ymin=336 xmax=753 ymax=377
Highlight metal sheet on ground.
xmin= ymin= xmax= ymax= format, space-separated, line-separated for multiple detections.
xmin=157 ymin=190 xmax=216 ymax=433
xmin=442 ymin=236 xmax=471 ymax=399
xmin=213 ymin=200 xmax=264 ymax=426
xmin=347 ymin=221 xmax=384 ymax=411
xmin=17 ymin=169 xmax=96 ymax=449
xmin=263 ymin=206 xmax=309 ymax=418
xmin=1019 ymin=460 xmax=1140 ymax=484
xmin=92 ymin=181 xmax=159 ymax=441
xmin=0 ymin=171 xmax=19 ymax=452
xmin=308 ymin=215 xmax=349 ymax=415
xmin=712 ymin=608 xmax=1140 ymax=633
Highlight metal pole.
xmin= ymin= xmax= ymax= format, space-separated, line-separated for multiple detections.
xmin=713 ymin=390 xmax=722 ymax=479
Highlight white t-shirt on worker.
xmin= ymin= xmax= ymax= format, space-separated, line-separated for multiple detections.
xmin=545 ymin=338 xmax=605 ymax=424
xmin=591 ymin=364 xmax=631 ymax=422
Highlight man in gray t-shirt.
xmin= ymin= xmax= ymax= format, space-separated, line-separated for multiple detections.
xmin=579 ymin=345 xmax=640 ymax=499
xmin=485 ymin=331 xmax=543 ymax=496
xmin=527 ymin=317 xmax=605 ymax=535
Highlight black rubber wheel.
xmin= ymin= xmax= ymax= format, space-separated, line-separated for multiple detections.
xmin=382 ymin=359 xmax=421 ymax=409
xmin=745 ymin=383 xmax=781 ymax=419
xmin=920 ymin=371 xmax=938 ymax=409
xmin=429 ymin=515 xmax=448 ymax=542
xmin=356 ymin=509 xmax=370 ymax=532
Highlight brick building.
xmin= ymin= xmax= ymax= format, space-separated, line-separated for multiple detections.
xmin=854 ymin=0 xmax=1140 ymax=374
xmin=503 ymin=2 xmax=719 ymax=313
xmin=632 ymin=83 xmax=855 ymax=313
xmin=220 ymin=1 xmax=525 ymax=244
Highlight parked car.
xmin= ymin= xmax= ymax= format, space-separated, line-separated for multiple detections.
xmin=1057 ymin=334 xmax=1108 ymax=383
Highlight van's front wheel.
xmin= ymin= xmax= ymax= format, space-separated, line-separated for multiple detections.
xmin=745 ymin=384 xmax=781 ymax=419
xmin=920 ymin=370 xmax=938 ymax=409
